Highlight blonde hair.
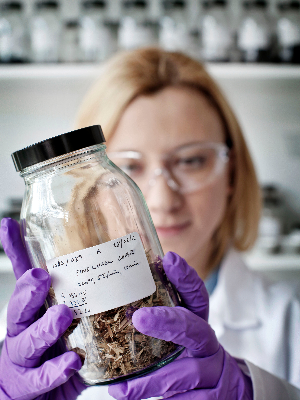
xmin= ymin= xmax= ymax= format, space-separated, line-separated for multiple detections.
xmin=75 ymin=47 xmax=261 ymax=270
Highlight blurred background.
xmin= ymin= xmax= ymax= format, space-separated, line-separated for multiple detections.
xmin=0 ymin=0 xmax=300 ymax=315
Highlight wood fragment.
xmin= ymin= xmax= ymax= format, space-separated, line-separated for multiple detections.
xmin=107 ymin=324 xmax=113 ymax=338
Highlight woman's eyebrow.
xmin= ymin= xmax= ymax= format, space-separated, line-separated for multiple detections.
xmin=172 ymin=141 xmax=211 ymax=152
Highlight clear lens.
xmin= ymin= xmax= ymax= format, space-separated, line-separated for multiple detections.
xmin=169 ymin=143 xmax=229 ymax=193
xmin=108 ymin=143 xmax=229 ymax=194
xmin=110 ymin=155 xmax=145 ymax=180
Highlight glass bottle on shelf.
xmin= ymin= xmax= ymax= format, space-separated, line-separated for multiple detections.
xmin=282 ymin=222 xmax=300 ymax=254
xmin=159 ymin=0 xmax=190 ymax=53
xmin=78 ymin=0 xmax=116 ymax=62
xmin=59 ymin=20 xmax=80 ymax=63
xmin=200 ymin=0 xmax=234 ymax=62
xmin=30 ymin=0 xmax=61 ymax=63
xmin=118 ymin=0 xmax=157 ymax=50
xmin=256 ymin=185 xmax=285 ymax=254
xmin=237 ymin=0 xmax=272 ymax=62
xmin=276 ymin=1 xmax=300 ymax=63
xmin=0 ymin=1 xmax=28 ymax=63
xmin=11 ymin=125 xmax=183 ymax=385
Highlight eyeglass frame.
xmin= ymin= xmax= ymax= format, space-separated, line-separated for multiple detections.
xmin=107 ymin=141 xmax=230 ymax=195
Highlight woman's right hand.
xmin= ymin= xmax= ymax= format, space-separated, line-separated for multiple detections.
xmin=109 ymin=252 xmax=253 ymax=400
xmin=0 ymin=218 xmax=87 ymax=400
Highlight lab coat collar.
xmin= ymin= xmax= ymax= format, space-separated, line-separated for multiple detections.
xmin=209 ymin=248 xmax=262 ymax=337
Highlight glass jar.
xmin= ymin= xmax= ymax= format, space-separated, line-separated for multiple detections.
xmin=11 ymin=125 xmax=183 ymax=385
xmin=60 ymin=20 xmax=80 ymax=63
xmin=256 ymin=185 xmax=285 ymax=254
xmin=159 ymin=0 xmax=190 ymax=52
xmin=200 ymin=0 xmax=234 ymax=62
xmin=78 ymin=0 xmax=115 ymax=62
xmin=30 ymin=0 xmax=61 ymax=63
xmin=276 ymin=1 xmax=300 ymax=63
xmin=118 ymin=0 xmax=157 ymax=50
xmin=0 ymin=1 xmax=28 ymax=63
xmin=237 ymin=0 xmax=272 ymax=62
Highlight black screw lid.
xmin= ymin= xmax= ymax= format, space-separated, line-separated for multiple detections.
xmin=162 ymin=0 xmax=186 ymax=9
xmin=12 ymin=125 xmax=106 ymax=172
xmin=242 ymin=0 xmax=268 ymax=8
xmin=35 ymin=1 xmax=59 ymax=10
xmin=123 ymin=0 xmax=147 ymax=9
xmin=277 ymin=1 xmax=300 ymax=10
xmin=203 ymin=0 xmax=227 ymax=8
xmin=64 ymin=19 xmax=80 ymax=28
xmin=82 ymin=0 xmax=106 ymax=9
xmin=0 ymin=1 xmax=23 ymax=11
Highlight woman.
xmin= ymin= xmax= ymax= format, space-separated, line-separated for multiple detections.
xmin=75 ymin=46 xmax=300 ymax=385
xmin=0 ymin=48 xmax=300 ymax=400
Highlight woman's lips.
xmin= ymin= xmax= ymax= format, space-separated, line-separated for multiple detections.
xmin=155 ymin=222 xmax=191 ymax=238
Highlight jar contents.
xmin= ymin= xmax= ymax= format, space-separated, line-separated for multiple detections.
xmin=60 ymin=255 xmax=177 ymax=381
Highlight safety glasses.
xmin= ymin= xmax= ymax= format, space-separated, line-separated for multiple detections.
xmin=108 ymin=142 xmax=230 ymax=194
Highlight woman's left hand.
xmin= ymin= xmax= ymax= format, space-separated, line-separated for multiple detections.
xmin=0 ymin=218 xmax=87 ymax=400
xmin=108 ymin=252 xmax=253 ymax=400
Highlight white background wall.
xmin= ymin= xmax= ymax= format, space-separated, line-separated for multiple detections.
xmin=214 ymin=72 xmax=300 ymax=221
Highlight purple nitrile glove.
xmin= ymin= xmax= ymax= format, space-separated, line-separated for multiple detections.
xmin=0 ymin=218 xmax=87 ymax=400
xmin=108 ymin=252 xmax=253 ymax=400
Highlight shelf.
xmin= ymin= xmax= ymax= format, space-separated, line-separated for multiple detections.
xmin=242 ymin=251 xmax=300 ymax=271
xmin=0 ymin=63 xmax=300 ymax=80
xmin=207 ymin=63 xmax=300 ymax=79
xmin=0 ymin=63 xmax=102 ymax=80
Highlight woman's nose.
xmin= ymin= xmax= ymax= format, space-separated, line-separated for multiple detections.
xmin=144 ymin=170 xmax=184 ymax=213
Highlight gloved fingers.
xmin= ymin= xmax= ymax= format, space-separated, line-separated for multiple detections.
xmin=12 ymin=351 xmax=82 ymax=399
xmin=43 ymin=374 xmax=88 ymax=399
xmin=164 ymin=353 xmax=254 ymax=400
xmin=108 ymin=352 xmax=224 ymax=400
xmin=164 ymin=388 xmax=215 ymax=400
xmin=163 ymin=252 xmax=209 ymax=321
xmin=7 ymin=304 xmax=73 ymax=367
xmin=132 ymin=306 xmax=219 ymax=357
xmin=7 ymin=268 xmax=51 ymax=337
xmin=0 ymin=218 xmax=32 ymax=280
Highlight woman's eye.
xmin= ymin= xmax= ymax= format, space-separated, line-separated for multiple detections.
xmin=177 ymin=156 xmax=207 ymax=169
xmin=120 ymin=163 xmax=143 ymax=176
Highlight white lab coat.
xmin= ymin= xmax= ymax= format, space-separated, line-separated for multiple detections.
xmin=209 ymin=249 xmax=300 ymax=388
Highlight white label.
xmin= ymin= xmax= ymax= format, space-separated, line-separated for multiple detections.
xmin=46 ymin=232 xmax=156 ymax=319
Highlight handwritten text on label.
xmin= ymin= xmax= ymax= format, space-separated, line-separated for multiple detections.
xmin=47 ymin=232 xmax=156 ymax=318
